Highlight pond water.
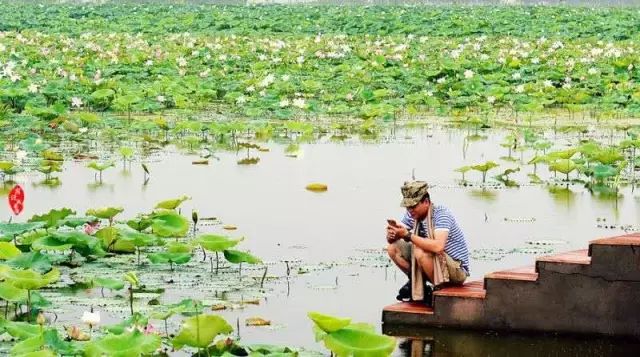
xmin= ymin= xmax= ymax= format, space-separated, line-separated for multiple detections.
xmin=1 ymin=123 xmax=638 ymax=355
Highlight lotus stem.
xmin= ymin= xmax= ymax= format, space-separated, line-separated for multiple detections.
xmin=101 ymin=287 xmax=105 ymax=298
xmin=4 ymin=300 xmax=8 ymax=319
xmin=201 ymin=247 xmax=207 ymax=262
xmin=164 ymin=319 xmax=168 ymax=337
xmin=26 ymin=290 xmax=31 ymax=322
xmin=129 ymin=286 xmax=134 ymax=316
xmin=215 ymin=252 xmax=219 ymax=274
xmin=170 ymin=261 xmax=174 ymax=272
xmin=260 ymin=266 xmax=268 ymax=288
xmin=137 ymin=248 xmax=141 ymax=265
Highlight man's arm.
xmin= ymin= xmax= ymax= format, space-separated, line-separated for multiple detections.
xmin=410 ymin=229 xmax=448 ymax=254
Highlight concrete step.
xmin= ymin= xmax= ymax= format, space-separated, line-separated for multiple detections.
xmin=588 ymin=233 xmax=640 ymax=281
xmin=431 ymin=281 xmax=486 ymax=327
xmin=484 ymin=266 xmax=538 ymax=292
xmin=535 ymin=249 xmax=591 ymax=279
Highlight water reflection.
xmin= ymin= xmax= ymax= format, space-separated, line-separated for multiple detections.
xmin=385 ymin=325 xmax=640 ymax=357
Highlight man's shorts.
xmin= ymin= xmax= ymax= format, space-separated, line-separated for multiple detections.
xmin=395 ymin=239 xmax=468 ymax=285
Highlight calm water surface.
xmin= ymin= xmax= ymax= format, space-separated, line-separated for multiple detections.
xmin=1 ymin=124 xmax=638 ymax=355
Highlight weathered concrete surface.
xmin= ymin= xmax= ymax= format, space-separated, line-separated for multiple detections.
xmin=382 ymin=233 xmax=640 ymax=337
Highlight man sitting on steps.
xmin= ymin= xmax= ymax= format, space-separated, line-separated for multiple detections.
xmin=386 ymin=181 xmax=470 ymax=306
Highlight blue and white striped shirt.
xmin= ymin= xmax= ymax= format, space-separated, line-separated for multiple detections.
xmin=401 ymin=205 xmax=470 ymax=274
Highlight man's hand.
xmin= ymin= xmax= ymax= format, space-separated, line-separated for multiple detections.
xmin=386 ymin=222 xmax=409 ymax=244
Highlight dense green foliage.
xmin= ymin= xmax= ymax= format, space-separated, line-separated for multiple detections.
xmin=0 ymin=4 xmax=640 ymax=122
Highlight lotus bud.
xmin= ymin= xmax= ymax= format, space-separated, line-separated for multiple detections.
xmin=192 ymin=210 xmax=198 ymax=225
xmin=36 ymin=312 xmax=46 ymax=326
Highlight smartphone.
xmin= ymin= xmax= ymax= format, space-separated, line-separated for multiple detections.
xmin=386 ymin=219 xmax=397 ymax=226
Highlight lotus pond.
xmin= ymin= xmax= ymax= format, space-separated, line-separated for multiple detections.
xmin=0 ymin=2 xmax=640 ymax=356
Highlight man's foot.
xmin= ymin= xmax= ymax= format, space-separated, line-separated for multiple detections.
xmin=396 ymin=281 xmax=411 ymax=301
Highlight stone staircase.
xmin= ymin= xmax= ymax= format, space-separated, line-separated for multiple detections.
xmin=382 ymin=233 xmax=640 ymax=337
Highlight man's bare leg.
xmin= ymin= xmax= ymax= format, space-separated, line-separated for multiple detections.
xmin=387 ymin=244 xmax=410 ymax=277
xmin=414 ymin=247 xmax=435 ymax=284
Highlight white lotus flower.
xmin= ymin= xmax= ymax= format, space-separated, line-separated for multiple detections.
xmin=176 ymin=57 xmax=187 ymax=67
xmin=236 ymin=95 xmax=247 ymax=104
xmin=156 ymin=95 xmax=166 ymax=103
xmin=512 ymin=72 xmax=521 ymax=80
xmin=543 ymin=80 xmax=554 ymax=88
xmin=71 ymin=97 xmax=83 ymax=108
xmin=82 ymin=311 xmax=100 ymax=327
xmin=436 ymin=77 xmax=446 ymax=84
xmin=279 ymin=99 xmax=290 ymax=108
xmin=463 ymin=69 xmax=474 ymax=79
xmin=425 ymin=91 xmax=434 ymax=97
xmin=487 ymin=96 xmax=496 ymax=104
xmin=515 ymin=84 xmax=525 ymax=93
xmin=246 ymin=86 xmax=255 ymax=93
xmin=144 ymin=60 xmax=153 ymax=66
xmin=588 ymin=68 xmax=598 ymax=75
xmin=28 ymin=84 xmax=39 ymax=93
xmin=15 ymin=150 xmax=27 ymax=160
xmin=293 ymin=98 xmax=306 ymax=109
xmin=531 ymin=57 xmax=540 ymax=64
xmin=282 ymin=74 xmax=290 ymax=82
xmin=296 ymin=55 xmax=305 ymax=65
xmin=79 ymin=127 xmax=88 ymax=134
xmin=345 ymin=93 xmax=353 ymax=101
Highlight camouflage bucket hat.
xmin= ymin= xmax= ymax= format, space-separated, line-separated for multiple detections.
xmin=400 ymin=181 xmax=429 ymax=207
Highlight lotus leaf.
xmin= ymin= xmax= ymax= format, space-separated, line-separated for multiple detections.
xmin=0 ymin=281 xmax=27 ymax=302
xmin=0 ymin=321 xmax=40 ymax=340
xmin=172 ymin=314 xmax=233 ymax=349
xmin=85 ymin=330 xmax=161 ymax=357
xmin=196 ymin=235 xmax=242 ymax=252
xmin=0 ymin=242 xmax=21 ymax=259
xmin=591 ymin=148 xmax=625 ymax=165
xmin=11 ymin=329 xmax=77 ymax=356
xmin=223 ymin=250 xmax=261 ymax=264
xmin=28 ymin=208 xmax=75 ymax=228
xmin=41 ymin=150 xmax=63 ymax=162
xmin=549 ymin=159 xmax=577 ymax=175
xmin=151 ymin=211 xmax=189 ymax=238
xmin=37 ymin=231 xmax=104 ymax=257
xmin=308 ymin=312 xmax=351 ymax=333
xmin=155 ymin=195 xmax=191 ymax=210
xmin=7 ymin=252 xmax=52 ymax=273
xmin=105 ymin=313 xmax=147 ymax=335
xmin=1 ymin=268 xmax=60 ymax=290
xmin=123 ymin=271 xmax=139 ymax=287
xmin=93 ymin=277 xmax=125 ymax=291
xmin=86 ymin=207 xmax=123 ymax=220
xmin=117 ymin=227 xmax=162 ymax=247
xmin=14 ymin=349 xmax=56 ymax=357
xmin=96 ymin=227 xmax=134 ymax=253
xmin=31 ymin=236 xmax=73 ymax=252
xmin=0 ymin=222 xmax=46 ymax=238
xmin=322 ymin=326 xmax=396 ymax=357
xmin=592 ymin=164 xmax=618 ymax=181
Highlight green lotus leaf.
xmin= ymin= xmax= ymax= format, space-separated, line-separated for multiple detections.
xmin=41 ymin=150 xmax=63 ymax=162
xmin=85 ymin=330 xmax=161 ymax=357
xmin=47 ymin=231 xmax=105 ymax=257
xmin=0 ymin=242 xmax=21 ymax=259
xmin=154 ymin=195 xmax=191 ymax=210
xmin=549 ymin=159 xmax=577 ymax=175
xmin=308 ymin=312 xmax=351 ymax=333
xmin=14 ymin=349 xmax=57 ymax=357
xmin=86 ymin=206 xmax=123 ymax=220
xmin=151 ymin=211 xmax=189 ymax=238
xmin=96 ymin=226 xmax=134 ymax=253
xmin=223 ymin=249 xmax=261 ymax=264
xmin=12 ymin=328 xmax=77 ymax=356
xmin=0 ymin=281 xmax=27 ymax=302
xmin=591 ymin=148 xmax=625 ymax=165
xmin=592 ymin=164 xmax=618 ymax=181
xmin=123 ymin=271 xmax=139 ymax=287
xmin=196 ymin=235 xmax=242 ymax=252
xmin=246 ymin=344 xmax=295 ymax=355
xmin=119 ymin=147 xmax=134 ymax=159
xmin=172 ymin=314 xmax=233 ymax=349
xmin=0 ymin=320 xmax=40 ymax=340
xmin=1 ymin=268 xmax=60 ymax=290
xmin=31 ymin=236 xmax=73 ymax=252
xmin=117 ymin=226 xmax=162 ymax=247
xmin=0 ymin=161 xmax=14 ymax=171
xmin=87 ymin=161 xmax=115 ymax=172
xmin=148 ymin=247 xmax=192 ymax=265
xmin=323 ymin=326 xmax=396 ymax=357
xmin=7 ymin=251 xmax=52 ymax=273
xmin=105 ymin=313 xmax=148 ymax=335
xmin=90 ymin=89 xmax=115 ymax=100
xmin=28 ymin=208 xmax=75 ymax=228
xmin=93 ymin=277 xmax=125 ymax=291
xmin=547 ymin=149 xmax=577 ymax=160
xmin=59 ymin=216 xmax=96 ymax=228
xmin=471 ymin=161 xmax=499 ymax=173
xmin=0 ymin=222 xmax=46 ymax=237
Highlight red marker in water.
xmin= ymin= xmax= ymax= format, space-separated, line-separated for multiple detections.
xmin=8 ymin=185 xmax=24 ymax=215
